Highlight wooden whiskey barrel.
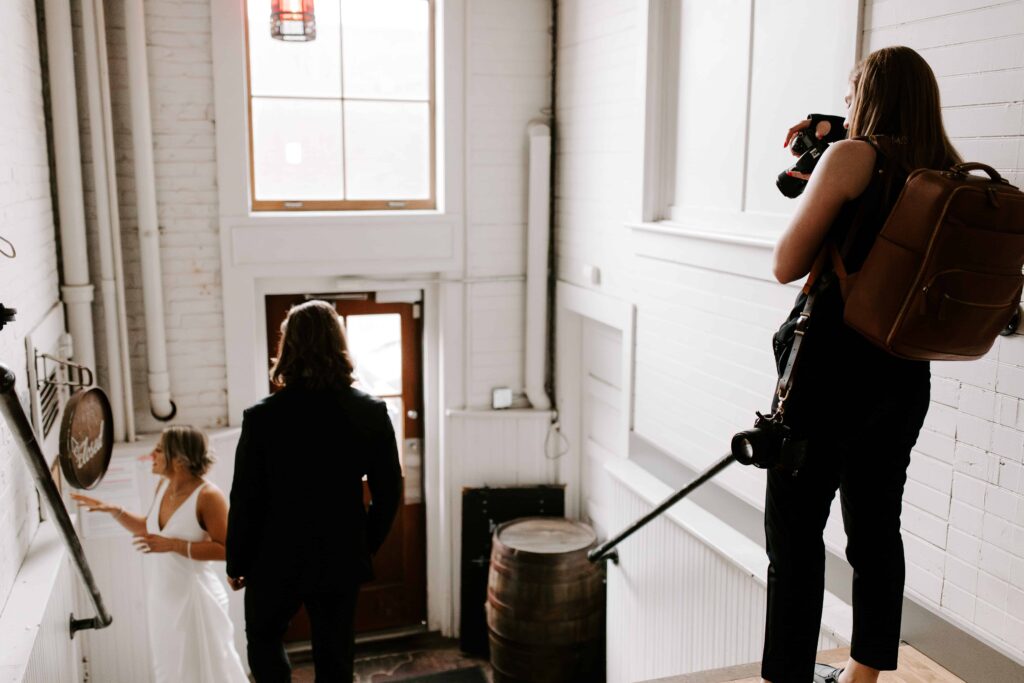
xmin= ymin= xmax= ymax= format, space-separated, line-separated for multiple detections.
xmin=486 ymin=517 xmax=605 ymax=683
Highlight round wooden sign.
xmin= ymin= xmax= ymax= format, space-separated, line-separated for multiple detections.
xmin=59 ymin=388 xmax=114 ymax=490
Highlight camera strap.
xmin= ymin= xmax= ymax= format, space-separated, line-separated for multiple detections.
xmin=774 ymin=249 xmax=831 ymax=417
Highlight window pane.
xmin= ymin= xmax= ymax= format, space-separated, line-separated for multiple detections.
xmin=252 ymin=98 xmax=344 ymax=200
xmin=344 ymin=101 xmax=430 ymax=200
xmin=341 ymin=0 xmax=430 ymax=100
xmin=345 ymin=314 xmax=403 ymax=396
xmin=247 ymin=0 xmax=342 ymax=98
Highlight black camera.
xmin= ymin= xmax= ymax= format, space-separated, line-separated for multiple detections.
xmin=731 ymin=411 xmax=808 ymax=473
xmin=776 ymin=114 xmax=847 ymax=198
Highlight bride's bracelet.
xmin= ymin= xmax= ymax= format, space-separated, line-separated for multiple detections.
xmin=186 ymin=541 xmax=192 ymax=560
xmin=113 ymin=507 xmax=125 ymax=520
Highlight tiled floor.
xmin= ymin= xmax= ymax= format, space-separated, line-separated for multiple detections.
xmin=288 ymin=632 xmax=493 ymax=683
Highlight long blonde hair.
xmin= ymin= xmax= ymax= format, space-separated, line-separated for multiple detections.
xmin=848 ymin=46 xmax=961 ymax=171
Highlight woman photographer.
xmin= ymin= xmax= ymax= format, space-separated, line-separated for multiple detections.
xmin=761 ymin=47 xmax=960 ymax=683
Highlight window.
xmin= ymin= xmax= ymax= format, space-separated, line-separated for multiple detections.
xmin=245 ymin=0 xmax=435 ymax=211
xmin=640 ymin=0 xmax=858 ymax=237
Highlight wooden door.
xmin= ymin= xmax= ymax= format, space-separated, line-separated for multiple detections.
xmin=265 ymin=293 xmax=427 ymax=637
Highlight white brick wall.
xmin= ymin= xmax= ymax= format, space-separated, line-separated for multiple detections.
xmin=0 ymin=0 xmax=62 ymax=613
xmin=74 ymin=0 xmax=227 ymax=432
xmin=70 ymin=0 xmax=546 ymax=421
xmin=464 ymin=0 xmax=550 ymax=408
xmin=559 ymin=0 xmax=1024 ymax=667
xmin=863 ymin=0 xmax=1024 ymax=655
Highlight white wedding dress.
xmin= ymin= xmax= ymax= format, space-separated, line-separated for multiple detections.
xmin=143 ymin=480 xmax=249 ymax=683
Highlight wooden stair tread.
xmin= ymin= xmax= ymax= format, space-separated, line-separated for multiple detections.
xmin=642 ymin=645 xmax=964 ymax=683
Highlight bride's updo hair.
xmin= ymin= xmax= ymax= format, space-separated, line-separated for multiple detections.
xmin=160 ymin=426 xmax=214 ymax=477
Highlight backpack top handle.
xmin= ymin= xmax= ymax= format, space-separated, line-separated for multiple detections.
xmin=947 ymin=162 xmax=1012 ymax=186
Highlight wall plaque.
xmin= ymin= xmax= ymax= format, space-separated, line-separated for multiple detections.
xmin=58 ymin=387 xmax=114 ymax=489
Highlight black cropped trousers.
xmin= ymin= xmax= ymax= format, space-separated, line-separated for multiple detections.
xmin=759 ymin=376 xmax=930 ymax=683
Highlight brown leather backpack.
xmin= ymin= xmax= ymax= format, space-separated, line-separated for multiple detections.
xmin=836 ymin=158 xmax=1024 ymax=360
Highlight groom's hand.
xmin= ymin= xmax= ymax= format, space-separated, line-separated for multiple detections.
xmin=228 ymin=576 xmax=246 ymax=591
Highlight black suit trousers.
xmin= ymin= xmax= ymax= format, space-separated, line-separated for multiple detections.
xmin=760 ymin=376 xmax=930 ymax=683
xmin=245 ymin=579 xmax=360 ymax=683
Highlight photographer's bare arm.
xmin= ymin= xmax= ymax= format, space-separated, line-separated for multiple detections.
xmin=773 ymin=139 xmax=876 ymax=284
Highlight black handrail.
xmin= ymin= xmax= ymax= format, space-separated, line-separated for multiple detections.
xmin=587 ymin=452 xmax=737 ymax=564
xmin=0 ymin=363 xmax=113 ymax=637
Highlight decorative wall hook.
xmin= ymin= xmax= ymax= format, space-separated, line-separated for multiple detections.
xmin=35 ymin=352 xmax=94 ymax=391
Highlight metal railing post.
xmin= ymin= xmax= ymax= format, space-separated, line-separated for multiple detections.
xmin=0 ymin=363 xmax=112 ymax=636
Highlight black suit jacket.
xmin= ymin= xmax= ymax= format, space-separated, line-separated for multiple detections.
xmin=225 ymin=385 xmax=402 ymax=588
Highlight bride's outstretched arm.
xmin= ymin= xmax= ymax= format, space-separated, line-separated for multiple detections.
xmin=71 ymin=492 xmax=148 ymax=536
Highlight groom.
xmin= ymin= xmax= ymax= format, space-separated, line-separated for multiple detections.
xmin=226 ymin=300 xmax=403 ymax=682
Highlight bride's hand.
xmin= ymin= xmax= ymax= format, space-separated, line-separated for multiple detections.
xmin=70 ymin=493 xmax=119 ymax=514
xmin=133 ymin=533 xmax=181 ymax=554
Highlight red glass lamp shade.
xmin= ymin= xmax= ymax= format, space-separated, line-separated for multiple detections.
xmin=271 ymin=0 xmax=316 ymax=42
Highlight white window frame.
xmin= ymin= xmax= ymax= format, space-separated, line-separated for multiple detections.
xmin=630 ymin=0 xmax=861 ymax=246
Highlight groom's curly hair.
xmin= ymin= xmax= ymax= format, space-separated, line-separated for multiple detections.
xmin=269 ymin=300 xmax=356 ymax=390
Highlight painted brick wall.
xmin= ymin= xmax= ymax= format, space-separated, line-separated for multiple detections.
xmin=70 ymin=0 xmax=548 ymax=422
xmin=464 ymin=0 xmax=550 ymax=408
xmin=863 ymin=0 xmax=1024 ymax=656
xmin=73 ymin=0 xmax=227 ymax=433
xmin=0 ymin=0 xmax=62 ymax=613
xmin=557 ymin=0 xmax=1024 ymax=667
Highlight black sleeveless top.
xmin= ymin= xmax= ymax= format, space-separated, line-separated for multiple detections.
xmin=777 ymin=137 xmax=931 ymax=434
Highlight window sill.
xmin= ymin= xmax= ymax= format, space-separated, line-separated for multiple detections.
xmin=627 ymin=219 xmax=778 ymax=249
xmin=627 ymin=218 xmax=786 ymax=283
xmin=225 ymin=208 xmax=459 ymax=228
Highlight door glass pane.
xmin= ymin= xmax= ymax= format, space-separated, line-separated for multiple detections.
xmin=383 ymin=396 xmax=405 ymax=464
xmin=345 ymin=314 xmax=403 ymax=396
xmin=247 ymin=0 xmax=342 ymax=98
xmin=341 ymin=0 xmax=430 ymax=100
xmin=344 ymin=101 xmax=430 ymax=199
xmin=252 ymin=98 xmax=344 ymax=200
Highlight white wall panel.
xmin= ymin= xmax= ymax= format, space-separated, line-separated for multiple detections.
xmin=446 ymin=409 xmax=558 ymax=633
xmin=671 ymin=0 xmax=749 ymax=213
xmin=24 ymin=558 xmax=79 ymax=683
xmin=605 ymin=473 xmax=840 ymax=683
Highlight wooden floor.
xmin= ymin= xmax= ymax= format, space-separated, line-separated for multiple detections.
xmin=645 ymin=645 xmax=964 ymax=683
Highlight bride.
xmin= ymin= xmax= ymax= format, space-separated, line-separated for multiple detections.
xmin=72 ymin=426 xmax=248 ymax=683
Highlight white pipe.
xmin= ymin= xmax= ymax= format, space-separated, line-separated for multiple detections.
xmin=43 ymin=0 xmax=96 ymax=372
xmin=94 ymin=0 xmax=137 ymax=439
xmin=80 ymin=0 xmax=127 ymax=441
xmin=525 ymin=121 xmax=552 ymax=410
xmin=124 ymin=0 xmax=175 ymax=420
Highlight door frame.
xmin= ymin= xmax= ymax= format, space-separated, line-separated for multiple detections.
xmin=555 ymin=281 xmax=636 ymax=519
xmin=252 ymin=275 xmax=459 ymax=634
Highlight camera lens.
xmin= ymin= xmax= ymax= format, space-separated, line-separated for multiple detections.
xmin=731 ymin=430 xmax=758 ymax=465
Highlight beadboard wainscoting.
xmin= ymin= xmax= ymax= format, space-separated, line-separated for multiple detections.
xmin=603 ymin=460 xmax=845 ymax=683
xmin=444 ymin=409 xmax=559 ymax=634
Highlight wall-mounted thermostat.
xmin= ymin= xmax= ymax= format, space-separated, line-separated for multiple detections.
xmin=492 ymin=387 xmax=513 ymax=410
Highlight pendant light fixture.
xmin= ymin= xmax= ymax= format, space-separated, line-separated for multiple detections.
xmin=271 ymin=0 xmax=316 ymax=42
